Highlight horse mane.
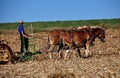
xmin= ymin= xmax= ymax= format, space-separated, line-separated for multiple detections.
xmin=91 ymin=26 xmax=105 ymax=30
xmin=77 ymin=26 xmax=90 ymax=30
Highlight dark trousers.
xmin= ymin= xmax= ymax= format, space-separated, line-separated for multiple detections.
xmin=20 ymin=35 xmax=28 ymax=53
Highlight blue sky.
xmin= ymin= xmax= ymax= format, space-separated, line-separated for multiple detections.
xmin=0 ymin=0 xmax=120 ymax=23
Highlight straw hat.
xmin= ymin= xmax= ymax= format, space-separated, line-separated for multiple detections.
xmin=19 ymin=20 xmax=24 ymax=24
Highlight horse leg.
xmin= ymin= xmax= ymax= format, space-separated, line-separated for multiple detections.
xmin=77 ymin=48 xmax=81 ymax=58
xmin=85 ymin=41 xmax=91 ymax=57
xmin=58 ymin=50 xmax=62 ymax=59
xmin=73 ymin=49 xmax=76 ymax=58
xmin=72 ymin=48 xmax=78 ymax=58
xmin=48 ymin=45 xmax=55 ymax=59
xmin=49 ymin=52 xmax=52 ymax=59
xmin=85 ymin=50 xmax=89 ymax=57
xmin=65 ymin=50 xmax=70 ymax=58
xmin=57 ymin=43 xmax=64 ymax=59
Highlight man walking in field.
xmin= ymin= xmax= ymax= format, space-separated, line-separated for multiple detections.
xmin=18 ymin=20 xmax=29 ymax=60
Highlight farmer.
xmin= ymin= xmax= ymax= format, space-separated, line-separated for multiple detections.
xmin=18 ymin=20 xmax=29 ymax=59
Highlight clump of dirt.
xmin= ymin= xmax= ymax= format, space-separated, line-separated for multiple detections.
xmin=48 ymin=72 xmax=76 ymax=78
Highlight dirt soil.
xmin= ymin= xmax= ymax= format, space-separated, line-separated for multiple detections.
xmin=0 ymin=27 xmax=120 ymax=78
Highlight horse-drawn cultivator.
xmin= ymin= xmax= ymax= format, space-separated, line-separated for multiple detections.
xmin=0 ymin=39 xmax=40 ymax=64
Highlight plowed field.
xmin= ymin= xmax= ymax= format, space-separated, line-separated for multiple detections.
xmin=0 ymin=27 xmax=120 ymax=78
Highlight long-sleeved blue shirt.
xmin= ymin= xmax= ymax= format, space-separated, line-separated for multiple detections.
xmin=18 ymin=24 xmax=25 ymax=35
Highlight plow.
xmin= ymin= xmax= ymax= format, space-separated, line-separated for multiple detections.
xmin=0 ymin=38 xmax=45 ymax=64
xmin=0 ymin=37 xmax=55 ymax=64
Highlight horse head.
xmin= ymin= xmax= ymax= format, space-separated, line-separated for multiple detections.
xmin=98 ymin=29 xmax=105 ymax=42
xmin=91 ymin=26 xmax=105 ymax=42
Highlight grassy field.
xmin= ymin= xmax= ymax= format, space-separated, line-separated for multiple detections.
xmin=0 ymin=18 xmax=120 ymax=32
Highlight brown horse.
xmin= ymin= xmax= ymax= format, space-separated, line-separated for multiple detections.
xmin=61 ymin=26 xmax=105 ymax=58
xmin=61 ymin=26 xmax=93 ymax=58
xmin=47 ymin=29 xmax=65 ymax=59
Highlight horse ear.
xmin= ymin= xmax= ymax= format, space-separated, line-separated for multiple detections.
xmin=101 ymin=24 xmax=106 ymax=30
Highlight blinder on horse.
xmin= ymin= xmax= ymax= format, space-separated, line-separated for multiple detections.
xmin=98 ymin=29 xmax=105 ymax=42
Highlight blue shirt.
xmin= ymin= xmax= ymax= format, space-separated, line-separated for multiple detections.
xmin=18 ymin=24 xmax=25 ymax=35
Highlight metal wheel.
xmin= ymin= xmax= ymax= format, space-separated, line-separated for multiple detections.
xmin=0 ymin=42 xmax=13 ymax=64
